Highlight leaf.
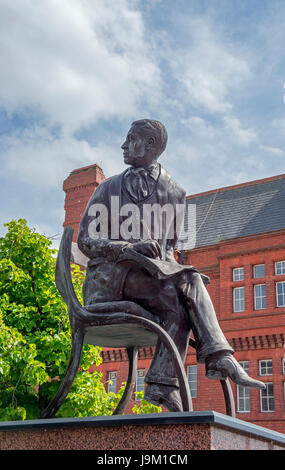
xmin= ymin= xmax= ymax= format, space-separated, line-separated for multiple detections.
xmin=0 ymin=219 xmax=124 ymax=421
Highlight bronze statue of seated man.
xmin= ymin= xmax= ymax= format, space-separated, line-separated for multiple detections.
xmin=77 ymin=118 xmax=265 ymax=412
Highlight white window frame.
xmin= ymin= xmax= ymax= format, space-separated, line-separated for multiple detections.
xmin=254 ymin=284 xmax=266 ymax=310
xmin=187 ymin=365 xmax=197 ymax=399
xmin=233 ymin=286 xmax=245 ymax=312
xmin=233 ymin=267 xmax=244 ymax=282
xmin=276 ymin=281 xmax=285 ymax=307
xmin=136 ymin=369 xmax=145 ymax=399
xmin=275 ymin=261 xmax=285 ymax=275
xmin=237 ymin=361 xmax=250 ymax=413
xmin=253 ymin=264 xmax=265 ymax=279
xmin=107 ymin=371 xmax=117 ymax=394
xmin=282 ymin=358 xmax=285 ymax=375
xmin=259 ymin=359 xmax=273 ymax=376
xmin=260 ymin=383 xmax=274 ymax=412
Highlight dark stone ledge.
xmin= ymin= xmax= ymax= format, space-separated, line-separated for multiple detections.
xmin=0 ymin=411 xmax=284 ymax=447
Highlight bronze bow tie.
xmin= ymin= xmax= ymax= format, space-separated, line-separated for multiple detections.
xmin=125 ymin=164 xmax=159 ymax=202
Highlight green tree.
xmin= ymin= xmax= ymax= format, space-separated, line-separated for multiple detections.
xmin=0 ymin=219 xmax=121 ymax=420
xmin=132 ymin=391 xmax=162 ymax=414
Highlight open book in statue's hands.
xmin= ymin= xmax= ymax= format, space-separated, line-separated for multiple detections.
xmin=116 ymin=247 xmax=210 ymax=285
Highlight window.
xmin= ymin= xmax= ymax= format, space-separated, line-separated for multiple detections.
xmin=282 ymin=358 xmax=285 ymax=375
xmin=253 ymin=264 xmax=265 ymax=278
xmin=136 ymin=369 xmax=145 ymax=399
xmin=237 ymin=362 xmax=250 ymax=413
xmin=275 ymin=261 xmax=285 ymax=275
xmin=187 ymin=365 xmax=197 ymax=398
xmin=276 ymin=281 xmax=285 ymax=307
xmin=259 ymin=359 xmax=273 ymax=376
xmin=254 ymin=284 xmax=266 ymax=310
xmin=233 ymin=287 xmax=245 ymax=312
xmin=260 ymin=383 xmax=274 ymax=412
xmin=107 ymin=371 xmax=117 ymax=393
xmin=233 ymin=267 xmax=244 ymax=281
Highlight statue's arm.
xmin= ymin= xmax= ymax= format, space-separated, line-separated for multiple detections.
xmin=165 ymin=243 xmax=176 ymax=263
xmin=165 ymin=186 xmax=186 ymax=263
xmin=77 ymin=185 xmax=130 ymax=261
xmin=78 ymin=217 xmax=160 ymax=261
xmin=77 ymin=232 xmax=130 ymax=262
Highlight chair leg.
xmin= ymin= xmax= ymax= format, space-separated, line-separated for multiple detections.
xmin=122 ymin=315 xmax=193 ymax=413
xmin=174 ymin=356 xmax=193 ymax=412
xmin=220 ymin=378 xmax=236 ymax=418
xmin=113 ymin=347 xmax=138 ymax=415
xmin=40 ymin=328 xmax=85 ymax=419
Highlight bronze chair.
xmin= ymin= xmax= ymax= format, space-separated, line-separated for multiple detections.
xmin=40 ymin=227 xmax=235 ymax=419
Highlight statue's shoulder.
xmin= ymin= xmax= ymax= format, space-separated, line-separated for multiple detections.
xmin=159 ymin=165 xmax=186 ymax=202
xmin=98 ymin=171 xmax=123 ymax=186
xmin=88 ymin=171 xmax=125 ymax=205
xmin=94 ymin=170 xmax=125 ymax=193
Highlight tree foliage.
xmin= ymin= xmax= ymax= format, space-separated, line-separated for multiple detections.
xmin=132 ymin=391 xmax=162 ymax=414
xmin=0 ymin=219 xmax=162 ymax=420
xmin=0 ymin=219 xmax=121 ymax=420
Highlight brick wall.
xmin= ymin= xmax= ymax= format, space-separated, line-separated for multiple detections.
xmin=63 ymin=164 xmax=105 ymax=241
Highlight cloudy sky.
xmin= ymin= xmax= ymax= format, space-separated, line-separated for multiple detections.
xmin=0 ymin=0 xmax=284 ymax=244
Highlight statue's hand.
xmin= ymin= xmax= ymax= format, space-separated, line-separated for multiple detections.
xmin=129 ymin=240 xmax=162 ymax=259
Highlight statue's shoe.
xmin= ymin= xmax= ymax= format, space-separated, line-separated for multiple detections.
xmin=144 ymin=384 xmax=183 ymax=412
xmin=206 ymin=353 xmax=266 ymax=389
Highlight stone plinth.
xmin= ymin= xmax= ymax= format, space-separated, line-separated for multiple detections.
xmin=0 ymin=411 xmax=284 ymax=451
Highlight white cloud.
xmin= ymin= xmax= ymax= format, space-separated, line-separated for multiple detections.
xmin=1 ymin=0 xmax=284 ymax=238
xmin=181 ymin=115 xmax=256 ymax=149
xmin=165 ymin=114 xmax=266 ymax=196
xmin=169 ymin=17 xmax=251 ymax=115
xmin=272 ymin=119 xmax=285 ymax=133
xmin=163 ymin=13 xmax=260 ymax=192
xmin=0 ymin=0 xmax=161 ymax=193
xmin=0 ymin=0 xmax=161 ymax=132
xmin=259 ymin=145 xmax=284 ymax=156
xmin=0 ymin=126 xmax=125 ymax=189
xmin=222 ymin=116 xmax=256 ymax=147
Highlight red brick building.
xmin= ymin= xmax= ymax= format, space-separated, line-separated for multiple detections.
xmin=63 ymin=164 xmax=285 ymax=433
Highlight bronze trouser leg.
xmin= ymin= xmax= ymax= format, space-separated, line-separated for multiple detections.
xmin=123 ymin=269 xmax=233 ymax=384
xmin=178 ymin=272 xmax=233 ymax=363
xmin=142 ymin=283 xmax=191 ymax=387
xmin=123 ymin=268 xmax=190 ymax=386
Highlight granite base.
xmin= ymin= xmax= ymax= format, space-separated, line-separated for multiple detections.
xmin=0 ymin=411 xmax=284 ymax=451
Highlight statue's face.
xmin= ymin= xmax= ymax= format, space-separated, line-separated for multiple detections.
xmin=121 ymin=125 xmax=153 ymax=167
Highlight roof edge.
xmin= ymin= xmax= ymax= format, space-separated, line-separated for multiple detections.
xmin=186 ymin=173 xmax=285 ymax=200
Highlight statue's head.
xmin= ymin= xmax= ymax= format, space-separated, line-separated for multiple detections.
xmin=121 ymin=119 xmax=168 ymax=168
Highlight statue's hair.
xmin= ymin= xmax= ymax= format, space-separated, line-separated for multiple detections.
xmin=131 ymin=119 xmax=168 ymax=158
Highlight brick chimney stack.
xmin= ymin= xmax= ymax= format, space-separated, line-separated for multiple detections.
xmin=63 ymin=163 xmax=106 ymax=242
